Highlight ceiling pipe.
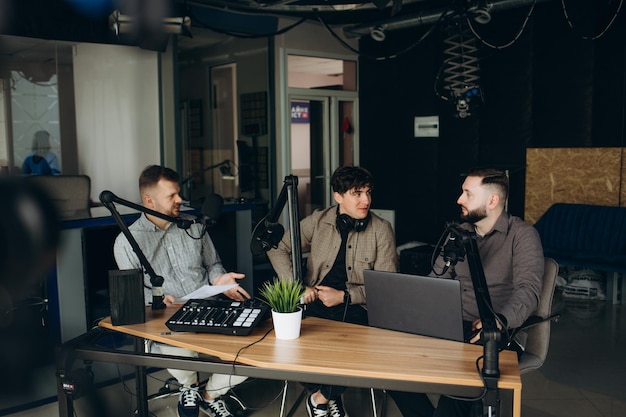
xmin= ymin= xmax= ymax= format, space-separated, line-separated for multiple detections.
xmin=343 ymin=0 xmax=554 ymax=38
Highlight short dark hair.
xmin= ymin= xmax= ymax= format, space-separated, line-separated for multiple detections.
xmin=139 ymin=165 xmax=179 ymax=192
xmin=330 ymin=166 xmax=374 ymax=194
xmin=466 ymin=167 xmax=509 ymax=201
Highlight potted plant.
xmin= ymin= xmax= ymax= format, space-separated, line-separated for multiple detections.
xmin=258 ymin=278 xmax=306 ymax=340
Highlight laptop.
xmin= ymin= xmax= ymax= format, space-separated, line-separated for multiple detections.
xmin=363 ymin=270 xmax=465 ymax=342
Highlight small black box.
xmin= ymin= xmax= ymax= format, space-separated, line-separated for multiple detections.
xmin=108 ymin=269 xmax=145 ymax=325
xmin=399 ymin=245 xmax=436 ymax=275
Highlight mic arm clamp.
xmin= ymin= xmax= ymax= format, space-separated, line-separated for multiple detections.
xmin=99 ymin=190 xmax=169 ymax=309
xmin=445 ymin=223 xmax=501 ymax=416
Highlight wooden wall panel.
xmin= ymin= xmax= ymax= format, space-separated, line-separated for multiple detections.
xmin=525 ymin=148 xmax=625 ymax=224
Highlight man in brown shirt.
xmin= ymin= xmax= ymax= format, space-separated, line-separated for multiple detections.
xmin=390 ymin=167 xmax=544 ymax=417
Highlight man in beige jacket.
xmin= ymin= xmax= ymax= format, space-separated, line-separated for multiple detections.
xmin=267 ymin=165 xmax=397 ymax=417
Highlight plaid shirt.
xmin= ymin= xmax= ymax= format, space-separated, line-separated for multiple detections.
xmin=113 ymin=213 xmax=226 ymax=304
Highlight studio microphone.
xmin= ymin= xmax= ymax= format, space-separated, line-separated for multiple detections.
xmin=442 ymin=235 xmax=464 ymax=274
xmin=174 ymin=194 xmax=223 ymax=229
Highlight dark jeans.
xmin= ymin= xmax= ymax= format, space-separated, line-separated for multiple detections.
xmin=300 ymin=300 xmax=368 ymax=400
xmin=388 ymin=321 xmax=523 ymax=417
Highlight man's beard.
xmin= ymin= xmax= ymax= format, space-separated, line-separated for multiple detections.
xmin=460 ymin=206 xmax=487 ymax=224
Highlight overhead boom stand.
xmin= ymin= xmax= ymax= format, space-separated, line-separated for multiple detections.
xmin=446 ymin=223 xmax=501 ymax=417
xmin=250 ymin=175 xmax=303 ymax=284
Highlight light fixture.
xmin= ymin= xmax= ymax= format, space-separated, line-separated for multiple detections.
xmin=108 ymin=10 xmax=191 ymax=37
xmin=370 ymin=25 xmax=386 ymax=42
xmin=468 ymin=1 xmax=492 ymax=24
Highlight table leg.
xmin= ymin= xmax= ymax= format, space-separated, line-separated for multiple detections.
xmin=135 ymin=338 xmax=149 ymax=417
xmin=512 ymin=388 xmax=521 ymax=417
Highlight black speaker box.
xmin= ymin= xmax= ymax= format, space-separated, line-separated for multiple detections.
xmin=108 ymin=269 xmax=145 ymax=325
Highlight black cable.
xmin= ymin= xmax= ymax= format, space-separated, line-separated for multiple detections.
xmin=443 ymin=355 xmax=488 ymax=402
xmin=431 ymin=228 xmax=452 ymax=276
xmin=561 ymin=0 xmax=624 ymax=40
xmin=315 ymin=9 xmax=451 ymax=61
xmin=467 ymin=0 xmax=536 ymax=50
xmin=186 ymin=1 xmax=307 ymax=39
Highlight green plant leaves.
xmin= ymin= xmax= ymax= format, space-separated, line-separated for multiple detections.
xmin=258 ymin=278 xmax=305 ymax=313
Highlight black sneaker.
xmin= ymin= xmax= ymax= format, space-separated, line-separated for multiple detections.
xmin=306 ymin=394 xmax=329 ymax=417
xmin=328 ymin=397 xmax=348 ymax=417
xmin=178 ymin=384 xmax=201 ymax=417
xmin=221 ymin=391 xmax=247 ymax=417
xmin=200 ymin=397 xmax=234 ymax=417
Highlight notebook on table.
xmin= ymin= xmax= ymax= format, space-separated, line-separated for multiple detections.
xmin=363 ymin=269 xmax=465 ymax=342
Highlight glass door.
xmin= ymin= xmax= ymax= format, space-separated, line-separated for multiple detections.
xmin=289 ymin=94 xmax=358 ymax=218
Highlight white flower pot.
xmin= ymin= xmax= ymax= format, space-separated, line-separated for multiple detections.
xmin=271 ymin=308 xmax=303 ymax=340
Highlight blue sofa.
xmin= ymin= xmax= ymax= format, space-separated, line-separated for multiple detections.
xmin=533 ymin=203 xmax=626 ymax=304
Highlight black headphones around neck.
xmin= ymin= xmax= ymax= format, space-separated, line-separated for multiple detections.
xmin=336 ymin=212 xmax=370 ymax=233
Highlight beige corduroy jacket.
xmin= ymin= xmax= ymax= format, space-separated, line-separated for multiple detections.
xmin=266 ymin=206 xmax=398 ymax=305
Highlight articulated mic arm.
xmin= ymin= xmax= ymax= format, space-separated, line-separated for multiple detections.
xmin=444 ymin=223 xmax=501 ymax=416
xmin=250 ymin=175 xmax=303 ymax=283
xmin=99 ymin=190 xmax=187 ymax=310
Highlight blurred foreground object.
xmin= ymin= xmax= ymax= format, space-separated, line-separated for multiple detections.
xmin=0 ymin=178 xmax=60 ymax=393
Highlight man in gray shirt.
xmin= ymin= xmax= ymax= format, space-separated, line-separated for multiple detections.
xmin=390 ymin=167 xmax=544 ymax=417
xmin=114 ymin=165 xmax=249 ymax=417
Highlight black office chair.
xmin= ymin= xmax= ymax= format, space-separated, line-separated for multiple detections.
xmin=26 ymin=174 xmax=92 ymax=219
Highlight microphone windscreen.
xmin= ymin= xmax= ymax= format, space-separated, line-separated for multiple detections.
xmin=202 ymin=193 xmax=224 ymax=221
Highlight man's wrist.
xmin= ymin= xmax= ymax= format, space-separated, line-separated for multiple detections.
xmin=343 ymin=289 xmax=351 ymax=304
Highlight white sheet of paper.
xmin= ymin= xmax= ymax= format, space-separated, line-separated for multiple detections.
xmin=173 ymin=284 xmax=237 ymax=304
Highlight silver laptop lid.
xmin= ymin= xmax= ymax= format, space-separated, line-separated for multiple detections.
xmin=364 ymin=270 xmax=464 ymax=342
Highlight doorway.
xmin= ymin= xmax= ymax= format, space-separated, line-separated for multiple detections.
xmin=286 ymin=54 xmax=358 ymax=218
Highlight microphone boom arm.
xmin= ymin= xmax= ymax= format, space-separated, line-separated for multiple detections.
xmin=250 ymin=175 xmax=303 ymax=283
xmin=100 ymin=190 xmax=168 ymax=309
xmin=446 ymin=223 xmax=501 ymax=416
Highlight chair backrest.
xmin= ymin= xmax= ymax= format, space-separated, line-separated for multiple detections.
xmin=26 ymin=175 xmax=91 ymax=220
xmin=519 ymin=257 xmax=559 ymax=374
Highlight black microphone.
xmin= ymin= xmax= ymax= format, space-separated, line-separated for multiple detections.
xmin=442 ymin=235 xmax=465 ymax=274
xmin=201 ymin=193 xmax=224 ymax=227
xmin=250 ymin=220 xmax=285 ymax=256
xmin=173 ymin=194 xmax=223 ymax=230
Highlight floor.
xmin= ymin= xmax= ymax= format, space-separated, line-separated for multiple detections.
xmin=2 ymin=287 xmax=625 ymax=417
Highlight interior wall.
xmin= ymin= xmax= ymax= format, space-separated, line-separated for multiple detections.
xmin=73 ymin=43 xmax=161 ymax=203
xmin=525 ymin=148 xmax=626 ymax=224
xmin=358 ymin=1 xmax=626 ymax=245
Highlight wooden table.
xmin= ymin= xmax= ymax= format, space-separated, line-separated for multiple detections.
xmin=57 ymin=307 xmax=521 ymax=417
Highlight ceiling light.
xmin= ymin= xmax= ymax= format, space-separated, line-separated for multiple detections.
xmin=370 ymin=25 xmax=386 ymax=42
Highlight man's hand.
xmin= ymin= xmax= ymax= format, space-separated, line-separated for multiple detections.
xmin=315 ymin=285 xmax=344 ymax=307
xmin=163 ymin=294 xmax=177 ymax=307
xmin=469 ymin=318 xmax=503 ymax=344
xmin=214 ymin=272 xmax=250 ymax=302
xmin=301 ymin=286 xmax=318 ymax=304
